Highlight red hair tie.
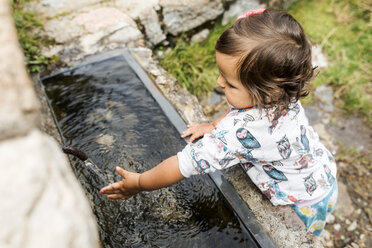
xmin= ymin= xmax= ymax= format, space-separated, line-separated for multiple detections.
xmin=236 ymin=8 xmax=266 ymax=21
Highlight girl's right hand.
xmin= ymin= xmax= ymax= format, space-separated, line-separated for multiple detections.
xmin=100 ymin=166 xmax=141 ymax=200
xmin=181 ymin=123 xmax=215 ymax=143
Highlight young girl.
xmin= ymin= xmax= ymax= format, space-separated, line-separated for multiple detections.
xmin=100 ymin=8 xmax=337 ymax=236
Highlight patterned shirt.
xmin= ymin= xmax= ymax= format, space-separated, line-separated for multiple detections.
xmin=177 ymin=101 xmax=337 ymax=206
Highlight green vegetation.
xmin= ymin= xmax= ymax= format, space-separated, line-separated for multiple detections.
xmin=336 ymin=143 xmax=371 ymax=171
xmin=12 ymin=0 xmax=59 ymax=72
xmin=289 ymin=0 xmax=371 ymax=123
xmin=160 ymin=0 xmax=371 ymax=123
xmin=160 ymin=23 xmax=231 ymax=95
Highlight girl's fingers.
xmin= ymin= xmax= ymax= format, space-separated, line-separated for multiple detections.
xmin=100 ymin=182 xmax=121 ymax=194
xmin=116 ymin=166 xmax=127 ymax=178
xmin=181 ymin=130 xmax=190 ymax=138
xmin=189 ymin=133 xmax=199 ymax=143
xmin=181 ymin=128 xmax=194 ymax=138
xmin=107 ymin=193 xmax=125 ymax=199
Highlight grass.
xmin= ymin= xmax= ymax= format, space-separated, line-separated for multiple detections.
xmin=160 ymin=23 xmax=231 ymax=96
xmin=12 ymin=0 xmax=59 ymax=72
xmin=288 ymin=0 xmax=372 ymax=123
xmin=160 ymin=0 xmax=371 ymax=123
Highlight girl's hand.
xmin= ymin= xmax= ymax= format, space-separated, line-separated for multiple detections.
xmin=181 ymin=123 xmax=215 ymax=143
xmin=100 ymin=166 xmax=142 ymax=200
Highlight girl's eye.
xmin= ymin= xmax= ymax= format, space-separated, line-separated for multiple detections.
xmin=225 ymin=80 xmax=236 ymax=88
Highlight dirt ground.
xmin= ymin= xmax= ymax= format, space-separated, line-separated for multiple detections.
xmin=321 ymin=109 xmax=371 ymax=248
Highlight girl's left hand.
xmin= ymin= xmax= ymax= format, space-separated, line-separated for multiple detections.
xmin=100 ymin=166 xmax=141 ymax=200
xmin=181 ymin=123 xmax=215 ymax=143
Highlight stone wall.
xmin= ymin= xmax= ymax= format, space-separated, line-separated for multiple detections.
xmin=0 ymin=1 xmax=99 ymax=247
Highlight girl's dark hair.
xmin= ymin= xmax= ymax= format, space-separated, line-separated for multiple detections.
xmin=215 ymin=9 xmax=314 ymax=111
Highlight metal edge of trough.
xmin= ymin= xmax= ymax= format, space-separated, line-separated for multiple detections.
xmin=122 ymin=49 xmax=277 ymax=248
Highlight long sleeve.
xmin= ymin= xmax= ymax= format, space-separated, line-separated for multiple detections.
xmin=177 ymin=110 xmax=262 ymax=178
xmin=177 ymin=131 xmax=241 ymax=177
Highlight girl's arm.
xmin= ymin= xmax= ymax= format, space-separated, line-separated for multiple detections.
xmin=100 ymin=155 xmax=184 ymax=200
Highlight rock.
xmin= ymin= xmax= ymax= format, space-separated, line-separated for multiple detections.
xmin=25 ymin=0 xmax=102 ymax=18
xmin=139 ymin=7 xmax=166 ymax=46
xmin=334 ymin=223 xmax=341 ymax=231
xmin=73 ymin=7 xmax=137 ymax=33
xmin=41 ymin=45 xmax=64 ymax=57
xmin=160 ymin=0 xmax=224 ymax=35
xmin=314 ymin=85 xmax=334 ymax=113
xmin=96 ymin=134 xmax=115 ymax=146
xmin=312 ymin=123 xmax=331 ymax=142
xmin=190 ymin=29 xmax=210 ymax=43
xmin=199 ymin=91 xmax=222 ymax=106
xmin=43 ymin=16 xmax=86 ymax=43
xmin=74 ymin=9 xmax=143 ymax=54
xmin=312 ymin=45 xmax=328 ymax=69
xmin=0 ymin=2 xmax=99 ymax=246
xmin=319 ymin=229 xmax=333 ymax=247
xmin=79 ymin=31 xmax=106 ymax=54
xmin=106 ymin=25 xmax=143 ymax=44
xmin=0 ymin=0 xmax=40 ymax=141
xmin=326 ymin=213 xmax=335 ymax=224
xmin=222 ymin=0 xmax=264 ymax=25
xmin=347 ymin=221 xmax=358 ymax=232
xmin=266 ymin=0 xmax=299 ymax=10
xmin=303 ymin=106 xmax=321 ymax=124
xmin=335 ymin=181 xmax=355 ymax=218
xmin=351 ymin=242 xmax=360 ymax=248
xmin=0 ymin=130 xmax=99 ymax=248
xmin=114 ymin=0 xmax=159 ymax=20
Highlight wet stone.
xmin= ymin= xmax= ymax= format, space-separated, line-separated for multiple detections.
xmin=95 ymin=134 xmax=115 ymax=146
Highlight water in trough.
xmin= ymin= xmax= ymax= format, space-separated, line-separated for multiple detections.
xmin=41 ymin=54 xmax=254 ymax=247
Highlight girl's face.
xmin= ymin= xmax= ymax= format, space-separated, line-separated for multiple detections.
xmin=216 ymin=52 xmax=254 ymax=109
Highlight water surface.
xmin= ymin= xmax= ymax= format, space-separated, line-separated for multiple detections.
xmin=42 ymin=55 xmax=252 ymax=247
